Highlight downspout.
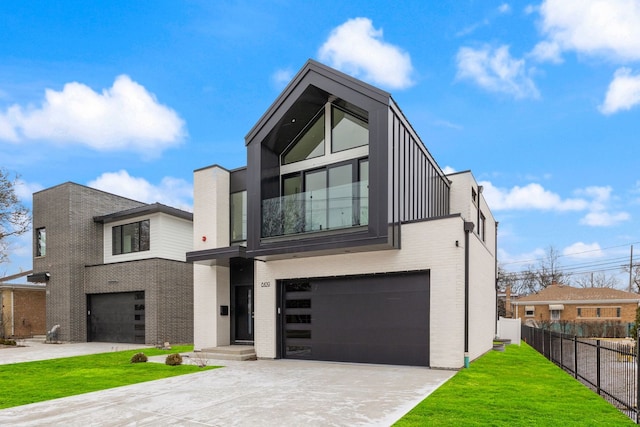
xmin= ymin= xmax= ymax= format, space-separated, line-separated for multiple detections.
xmin=495 ymin=221 xmax=499 ymax=335
xmin=464 ymin=221 xmax=475 ymax=368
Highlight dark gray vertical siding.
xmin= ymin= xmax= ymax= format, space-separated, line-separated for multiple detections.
xmin=389 ymin=107 xmax=449 ymax=222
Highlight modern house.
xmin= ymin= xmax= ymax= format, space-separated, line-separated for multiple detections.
xmin=512 ymin=282 xmax=640 ymax=336
xmin=187 ymin=60 xmax=497 ymax=369
xmin=0 ymin=271 xmax=46 ymax=338
xmin=28 ymin=182 xmax=194 ymax=345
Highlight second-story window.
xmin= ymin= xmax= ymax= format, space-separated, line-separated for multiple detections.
xmin=230 ymin=191 xmax=247 ymax=244
xmin=36 ymin=227 xmax=46 ymax=257
xmin=112 ymin=220 xmax=150 ymax=255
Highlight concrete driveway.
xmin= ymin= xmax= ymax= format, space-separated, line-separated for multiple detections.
xmin=0 ymin=342 xmax=455 ymax=426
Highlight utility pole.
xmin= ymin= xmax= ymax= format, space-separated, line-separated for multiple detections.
xmin=630 ymin=245 xmax=634 ymax=293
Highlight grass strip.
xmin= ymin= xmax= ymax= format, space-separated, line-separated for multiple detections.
xmin=0 ymin=345 xmax=218 ymax=409
xmin=395 ymin=342 xmax=634 ymax=426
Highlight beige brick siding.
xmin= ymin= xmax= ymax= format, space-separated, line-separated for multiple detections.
xmin=1 ymin=288 xmax=46 ymax=338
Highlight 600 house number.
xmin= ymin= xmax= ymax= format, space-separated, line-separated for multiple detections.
xmin=260 ymin=281 xmax=271 ymax=288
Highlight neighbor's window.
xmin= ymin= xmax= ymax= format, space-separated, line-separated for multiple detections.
xmin=525 ymin=307 xmax=534 ymax=317
xmin=550 ymin=310 xmax=561 ymax=321
xmin=112 ymin=220 xmax=150 ymax=255
xmin=36 ymin=227 xmax=46 ymax=257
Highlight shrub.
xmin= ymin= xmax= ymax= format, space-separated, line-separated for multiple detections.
xmin=165 ymin=353 xmax=183 ymax=366
xmin=130 ymin=352 xmax=148 ymax=363
xmin=0 ymin=339 xmax=17 ymax=346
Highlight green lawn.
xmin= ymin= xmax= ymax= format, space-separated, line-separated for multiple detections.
xmin=0 ymin=345 xmax=218 ymax=409
xmin=396 ymin=342 xmax=634 ymax=426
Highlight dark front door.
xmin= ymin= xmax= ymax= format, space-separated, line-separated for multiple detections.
xmin=234 ymin=285 xmax=254 ymax=342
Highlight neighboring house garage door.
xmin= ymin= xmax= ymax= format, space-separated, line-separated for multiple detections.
xmin=87 ymin=291 xmax=145 ymax=344
xmin=280 ymin=271 xmax=429 ymax=366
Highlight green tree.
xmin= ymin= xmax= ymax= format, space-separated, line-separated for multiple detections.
xmin=0 ymin=168 xmax=30 ymax=266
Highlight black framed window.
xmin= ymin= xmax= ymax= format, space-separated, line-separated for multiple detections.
xmin=112 ymin=220 xmax=150 ymax=255
xmin=230 ymin=191 xmax=247 ymax=244
xmin=277 ymin=157 xmax=368 ymax=235
xmin=36 ymin=227 xmax=46 ymax=257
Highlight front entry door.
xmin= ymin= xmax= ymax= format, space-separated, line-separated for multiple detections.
xmin=234 ymin=284 xmax=254 ymax=342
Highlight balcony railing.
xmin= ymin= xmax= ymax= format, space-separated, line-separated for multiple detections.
xmin=262 ymin=181 xmax=368 ymax=238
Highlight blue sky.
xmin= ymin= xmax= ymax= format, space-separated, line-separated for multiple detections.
xmin=1 ymin=1 xmax=639 ymax=286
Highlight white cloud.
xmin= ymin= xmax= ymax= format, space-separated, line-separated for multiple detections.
xmin=442 ymin=166 xmax=457 ymax=175
xmin=0 ymin=75 xmax=186 ymax=155
xmin=580 ymin=211 xmax=630 ymax=226
xmin=562 ymin=242 xmax=603 ymax=259
xmin=456 ymin=45 xmax=540 ymax=99
xmin=433 ymin=119 xmax=463 ymax=130
xmin=599 ymin=67 xmax=640 ymax=114
xmin=318 ymin=17 xmax=414 ymax=90
xmin=87 ymin=170 xmax=193 ymax=211
xmin=272 ymin=68 xmax=294 ymax=89
xmin=14 ymin=179 xmax=43 ymax=202
xmin=575 ymin=185 xmax=630 ymax=226
xmin=536 ymin=0 xmax=640 ymax=62
xmin=480 ymin=181 xmax=586 ymax=211
xmin=498 ymin=3 xmax=511 ymax=14
xmin=482 ymin=181 xmax=630 ymax=226
xmin=529 ymin=40 xmax=563 ymax=64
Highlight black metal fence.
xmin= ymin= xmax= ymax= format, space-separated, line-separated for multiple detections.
xmin=522 ymin=325 xmax=639 ymax=423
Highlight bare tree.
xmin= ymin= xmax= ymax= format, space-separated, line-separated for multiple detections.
xmin=534 ymin=246 xmax=567 ymax=289
xmin=573 ymin=271 xmax=620 ymax=289
xmin=621 ymin=263 xmax=640 ymax=293
xmin=0 ymin=168 xmax=30 ymax=266
xmin=503 ymin=246 xmax=569 ymax=296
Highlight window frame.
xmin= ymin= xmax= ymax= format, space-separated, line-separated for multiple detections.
xmin=230 ymin=190 xmax=247 ymax=245
xmin=112 ymin=219 xmax=150 ymax=255
xmin=278 ymin=157 xmax=368 ymax=235
xmin=36 ymin=227 xmax=46 ymax=257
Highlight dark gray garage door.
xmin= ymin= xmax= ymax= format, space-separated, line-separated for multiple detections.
xmin=281 ymin=271 xmax=429 ymax=366
xmin=87 ymin=291 xmax=145 ymax=344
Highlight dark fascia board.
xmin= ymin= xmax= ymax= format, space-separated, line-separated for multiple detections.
xmin=186 ymin=245 xmax=247 ymax=263
xmin=245 ymin=59 xmax=391 ymax=145
xmin=94 ymin=203 xmax=193 ymax=224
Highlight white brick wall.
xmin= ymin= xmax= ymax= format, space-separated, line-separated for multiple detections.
xmin=193 ymin=264 xmax=230 ymax=350
xmin=193 ymin=165 xmax=230 ymax=250
xmin=254 ymin=218 xmax=474 ymax=369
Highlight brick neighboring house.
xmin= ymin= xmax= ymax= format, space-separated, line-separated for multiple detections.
xmin=0 ymin=274 xmax=46 ymax=338
xmin=28 ymin=182 xmax=194 ymax=345
xmin=512 ymin=283 xmax=640 ymax=336
xmin=186 ymin=59 xmax=498 ymax=369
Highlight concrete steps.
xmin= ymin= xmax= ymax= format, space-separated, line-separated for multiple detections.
xmin=192 ymin=345 xmax=256 ymax=361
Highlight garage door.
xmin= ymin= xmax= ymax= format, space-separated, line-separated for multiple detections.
xmin=87 ymin=291 xmax=145 ymax=344
xmin=280 ymin=271 xmax=429 ymax=366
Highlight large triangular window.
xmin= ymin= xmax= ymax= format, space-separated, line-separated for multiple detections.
xmin=282 ymin=109 xmax=325 ymax=165
xmin=331 ymin=107 xmax=368 ymax=153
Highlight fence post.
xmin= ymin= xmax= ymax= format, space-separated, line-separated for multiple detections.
xmin=596 ymin=339 xmax=601 ymax=396
xmin=636 ymin=330 xmax=639 ymax=424
xmin=560 ymin=333 xmax=563 ymax=368
xmin=574 ymin=336 xmax=578 ymax=379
